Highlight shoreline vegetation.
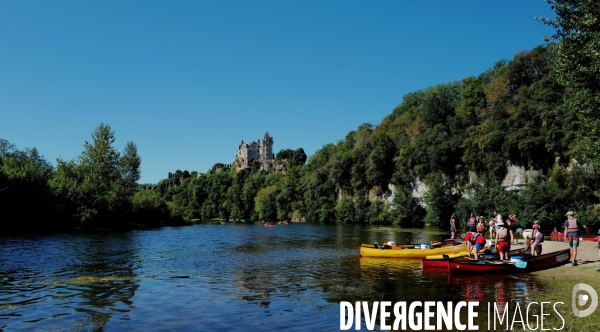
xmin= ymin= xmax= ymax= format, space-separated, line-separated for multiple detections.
xmin=2 ymin=2 xmax=599 ymax=235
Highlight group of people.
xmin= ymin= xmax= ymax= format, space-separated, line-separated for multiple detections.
xmin=451 ymin=210 xmax=591 ymax=266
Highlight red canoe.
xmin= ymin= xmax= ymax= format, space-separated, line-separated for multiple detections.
xmin=422 ymin=249 xmax=522 ymax=269
xmin=447 ymin=249 xmax=570 ymax=274
xmin=549 ymin=233 xmax=599 ymax=241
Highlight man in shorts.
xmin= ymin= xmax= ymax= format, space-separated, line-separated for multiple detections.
xmin=564 ymin=211 xmax=588 ymax=266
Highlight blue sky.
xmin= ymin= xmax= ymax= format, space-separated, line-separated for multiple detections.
xmin=0 ymin=1 xmax=557 ymax=184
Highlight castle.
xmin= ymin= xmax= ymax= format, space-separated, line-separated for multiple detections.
xmin=233 ymin=131 xmax=274 ymax=168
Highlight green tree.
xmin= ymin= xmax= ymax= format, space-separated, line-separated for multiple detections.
xmin=539 ymin=0 xmax=600 ymax=165
xmin=50 ymin=123 xmax=141 ymax=229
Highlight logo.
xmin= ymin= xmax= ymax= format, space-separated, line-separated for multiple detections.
xmin=572 ymin=283 xmax=598 ymax=318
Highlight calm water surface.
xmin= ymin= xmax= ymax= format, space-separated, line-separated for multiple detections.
xmin=0 ymin=223 xmax=541 ymax=331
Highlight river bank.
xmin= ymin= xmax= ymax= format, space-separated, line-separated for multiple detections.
xmin=529 ymin=240 xmax=600 ymax=330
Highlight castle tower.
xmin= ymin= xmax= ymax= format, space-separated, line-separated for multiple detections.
xmin=259 ymin=131 xmax=273 ymax=162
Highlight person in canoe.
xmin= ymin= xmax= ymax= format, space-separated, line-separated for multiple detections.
xmin=450 ymin=214 xmax=457 ymax=240
xmin=551 ymin=227 xmax=558 ymax=235
xmin=495 ymin=221 xmax=510 ymax=261
xmin=564 ymin=211 xmax=589 ymax=266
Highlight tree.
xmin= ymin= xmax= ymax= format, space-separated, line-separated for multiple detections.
xmin=255 ymin=185 xmax=279 ymax=222
xmin=50 ymin=123 xmax=142 ymax=229
xmin=423 ymin=172 xmax=456 ymax=226
xmin=0 ymin=141 xmax=56 ymax=232
xmin=539 ymin=0 xmax=600 ymax=165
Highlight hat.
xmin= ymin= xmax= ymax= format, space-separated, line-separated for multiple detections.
xmin=496 ymin=221 xmax=505 ymax=227
xmin=566 ymin=211 xmax=574 ymax=216
xmin=516 ymin=228 xmax=524 ymax=233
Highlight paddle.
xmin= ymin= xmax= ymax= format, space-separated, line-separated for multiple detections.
xmin=514 ymin=261 xmax=528 ymax=268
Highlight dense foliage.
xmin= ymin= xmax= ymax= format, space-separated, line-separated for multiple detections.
xmin=153 ymin=43 xmax=599 ymax=232
xmin=0 ymin=124 xmax=177 ymax=233
xmin=538 ymin=0 xmax=600 ymax=166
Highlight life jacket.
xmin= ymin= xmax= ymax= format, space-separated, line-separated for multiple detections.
xmin=497 ymin=228 xmax=509 ymax=242
xmin=566 ymin=219 xmax=580 ymax=233
xmin=474 ymin=233 xmax=486 ymax=245
xmin=469 ymin=233 xmax=479 ymax=244
xmin=477 ymin=223 xmax=485 ymax=233
xmin=468 ymin=218 xmax=476 ymax=227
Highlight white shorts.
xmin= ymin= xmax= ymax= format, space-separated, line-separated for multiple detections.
xmin=523 ymin=231 xmax=532 ymax=239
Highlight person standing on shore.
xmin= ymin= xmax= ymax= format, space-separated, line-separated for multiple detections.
xmin=564 ymin=211 xmax=588 ymax=266
xmin=476 ymin=217 xmax=485 ymax=235
xmin=597 ymin=230 xmax=600 ymax=261
xmin=510 ymin=214 xmax=520 ymax=244
xmin=488 ymin=218 xmax=496 ymax=241
xmin=532 ymin=220 xmax=540 ymax=233
xmin=494 ymin=210 xmax=502 ymax=226
xmin=495 ymin=221 xmax=510 ymax=261
xmin=450 ymin=214 xmax=457 ymax=240
xmin=467 ymin=213 xmax=477 ymax=233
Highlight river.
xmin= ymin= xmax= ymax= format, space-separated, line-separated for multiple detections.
xmin=0 ymin=222 xmax=541 ymax=331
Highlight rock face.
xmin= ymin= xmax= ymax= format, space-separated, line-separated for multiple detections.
xmin=368 ymin=163 xmax=539 ymax=205
xmin=411 ymin=179 xmax=427 ymax=207
xmin=368 ymin=184 xmax=396 ymax=204
xmin=502 ymin=164 xmax=527 ymax=191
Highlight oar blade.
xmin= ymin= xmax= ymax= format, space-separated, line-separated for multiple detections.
xmin=515 ymin=261 xmax=528 ymax=268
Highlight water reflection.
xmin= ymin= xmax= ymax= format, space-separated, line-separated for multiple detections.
xmin=1 ymin=223 xmax=544 ymax=331
xmin=0 ymin=233 xmax=139 ymax=331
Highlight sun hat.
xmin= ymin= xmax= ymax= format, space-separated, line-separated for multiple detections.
xmin=496 ymin=221 xmax=505 ymax=227
xmin=566 ymin=211 xmax=574 ymax=216
xmin=516 ymin=228 xmax=524 ymax=233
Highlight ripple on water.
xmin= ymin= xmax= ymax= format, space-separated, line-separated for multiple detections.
xmin=1 ymin=224 xmax=543 ymax=331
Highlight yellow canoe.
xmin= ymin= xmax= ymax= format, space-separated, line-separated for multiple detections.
xmin=359 ymin=244 xmax=469 ymax=258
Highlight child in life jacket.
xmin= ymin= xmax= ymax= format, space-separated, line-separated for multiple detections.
xmin=495 ymin=221 xmax=510 ymax=261
xmin=471 ymin=231 xmax=487 ymax=260
xmin=464 ymin=232 xmax=475 ymax=258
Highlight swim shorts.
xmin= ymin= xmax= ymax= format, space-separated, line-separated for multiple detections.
xmin=474 ymin=243 xmax=485 ymax=251
xmin=567 ymin=236 xmax=579 ymax=247
xmin=497 ymin=241 xmax=510 ymax=252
